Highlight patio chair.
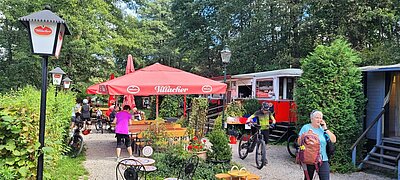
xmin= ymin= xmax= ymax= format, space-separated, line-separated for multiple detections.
xmin=164 ymin=155 xmax=199 ymax=180
xmin=116 ymin=158 xmax=146 ymax=180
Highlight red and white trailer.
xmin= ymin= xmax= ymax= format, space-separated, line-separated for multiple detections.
xmin=228 ymin=68 xmax=302 ymax=124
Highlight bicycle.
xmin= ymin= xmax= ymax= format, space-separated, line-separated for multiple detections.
xmin=95 ymin=115 xmax=106 ymax=134
xmin=237 ymin=123 xmax=267 ymax=169
xmin=287 ymin=133 xmax=299 ymax=158
xmin=68 ymin=118 xmax=84 ymax=158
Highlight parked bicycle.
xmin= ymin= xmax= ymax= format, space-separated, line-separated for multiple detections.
xmin=68 ymin=118 xmax=84 ymax=158
xmin=94 ymin=115 xmax=106 ymax=134
xmin=238 ymin=123 xmax=267 ymax=169
xmin=287 ymin=133 xmax=299 ymax=158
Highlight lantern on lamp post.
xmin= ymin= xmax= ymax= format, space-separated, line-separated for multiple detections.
xmin=49 ymin=67 xmax=66 ymax=97
xmin=220 ymin=45 xmax=231 ymax=129
xmin=19 ymin=6 xmax=70 ymax=180
xmin=62 ymin=77 xmax=72 ymax=89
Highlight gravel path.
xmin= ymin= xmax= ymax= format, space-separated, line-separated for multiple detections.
xmin=83 ymin=133 xmax=395 ymax=180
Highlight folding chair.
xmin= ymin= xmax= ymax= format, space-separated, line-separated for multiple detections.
xmin=116 ymin=158 xmax=146 ymax=180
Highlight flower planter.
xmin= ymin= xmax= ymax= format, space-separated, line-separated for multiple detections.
xmin=196 ymin=151 xmax=207 ymax=160
xmin=229 ymin=135 xmax=237 ymax=144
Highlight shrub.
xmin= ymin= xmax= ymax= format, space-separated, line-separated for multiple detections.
xmin=0 ymin=85 xmax=75 ymax=179
xmin=148 ymin=146 xmax=233 ymax=180
xmin=207 ymin=129 xmax=232 ymax=162
xmin=225 ymin=101 xmax=245 ymax=117
xmin=242 ymin=99 xmax=260 ymax=115
xmin=159 ymin=95 xmax=183 ymax=118
xmin=294 ymin=38 xmax=365 ymax=173
xmin=213 ymin=115 xmax=222 ymax=130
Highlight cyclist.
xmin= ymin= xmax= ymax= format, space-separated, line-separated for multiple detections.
xmin=246 ymin=102 xmax=276 ymax=145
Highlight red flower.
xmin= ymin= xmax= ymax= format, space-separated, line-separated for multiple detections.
xmin=187 ymin=137 xmax=207 ymax=153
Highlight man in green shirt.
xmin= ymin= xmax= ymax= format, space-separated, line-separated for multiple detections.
xmin=246 ymin=102 xmax=276 ymax=145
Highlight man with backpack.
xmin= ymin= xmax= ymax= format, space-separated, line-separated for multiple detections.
xmin=297 ymin=110 xmax=336 ymax=180
xmin=81 ymin=99 xmax=92 ymax=130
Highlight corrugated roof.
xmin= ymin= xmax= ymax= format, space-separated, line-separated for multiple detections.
xmin=360 ymin=64 xmax=400 ymax=72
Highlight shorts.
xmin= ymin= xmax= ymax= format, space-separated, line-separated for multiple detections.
xmin=71 ymin=116 xmax=76 ymax=123
xmin=82 ymin=117 xmax=91 ymax=124
xmin=116 ymin=133 xmax=131 ymax=148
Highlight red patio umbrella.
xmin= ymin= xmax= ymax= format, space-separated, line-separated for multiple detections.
xmin=122 ymin=54 xmax=136 ymax=109
xmin=86 ymin=83 xmax=99 ymax=94
xmin=100 ymin=63 xmax=227 ymax=96
xmin=108 ymin=73 xmax=116 ymax=107
xmin=95 ymin=63 xmax=227 ymax=117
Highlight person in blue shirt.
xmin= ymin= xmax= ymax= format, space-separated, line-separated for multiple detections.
xmin=299 ymin=110 xmax=336 ymax=180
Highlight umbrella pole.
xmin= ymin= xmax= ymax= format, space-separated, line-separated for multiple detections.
xmin=156 ymin=95 xmax=159 ymax=119
xmin=183 ymin=95 xmax=187 ymax=117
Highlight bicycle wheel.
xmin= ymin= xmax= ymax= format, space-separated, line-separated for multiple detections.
xmin=255 ymin=140 xmax=266 ymax=169
xmin=69 ymin=135 xmax=84 ymax=158
xmin=96 ymin=120 xmax=103 ymax=134
xmin=99 ymin=120 xmax=103 ymax=134
xmin=238 ymin=134 xmax=250 ymax=159
xmin=287 ymin=134 xmax=298 ymax=158
xmin=95 ymin=120 xmax=100 ymax=131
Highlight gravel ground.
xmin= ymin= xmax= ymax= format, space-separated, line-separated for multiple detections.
xmin=83 ymin=133 xmax=396 ymax=180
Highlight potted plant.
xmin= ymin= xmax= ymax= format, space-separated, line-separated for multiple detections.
xmin=187 ymin=136 xmax=208 ymax=160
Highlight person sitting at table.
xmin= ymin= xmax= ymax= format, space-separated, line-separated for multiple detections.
xmin=132 ymin=107 xmax=145 ymax=121
xmin=114 ymin=105 xmax=134 ymax=161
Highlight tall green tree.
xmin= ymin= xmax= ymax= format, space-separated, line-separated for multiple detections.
xmin=0 ymin=0 xmax=153 ymax=93
xmin=294 ymin=38 xmax=365 ymax=172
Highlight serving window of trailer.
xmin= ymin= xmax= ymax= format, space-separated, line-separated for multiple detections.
xmin=256 ymin=79 xmax=274 ymax=98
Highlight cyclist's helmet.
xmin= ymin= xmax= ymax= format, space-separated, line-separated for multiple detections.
xmin=261 ymin=102 xmax=270 ymax=111
xmin=83 ymin=99 xmax=88 ymax=104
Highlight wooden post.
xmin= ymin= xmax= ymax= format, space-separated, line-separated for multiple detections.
xmin=156 ymin=95 xmax=159 ymax=119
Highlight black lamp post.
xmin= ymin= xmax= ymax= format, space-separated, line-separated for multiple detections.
xmin=19 ymin=6 xmax=70 ymax=180
xmin=49 ymin=67 xmax=66 ymax=97
xmin=220 ymin=45 xmax=231 ymax=129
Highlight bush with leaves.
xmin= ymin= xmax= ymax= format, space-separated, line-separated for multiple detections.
xmin=207 ymin=129 xmax=232 ymax=162
xmin=225 ymin=101 xmax=245 ymax=117
xmin=213 ymin=115 xmax=222 ymax=130
xmin=294 ymin=38 xmax=365 ymax=173
xmin=159 ymin=95 xmax=183 ymax=118
xmin=242 ymin=99 xmax=260 ymax=115
xmin=0 ymin=85 xmax=75 ymax=179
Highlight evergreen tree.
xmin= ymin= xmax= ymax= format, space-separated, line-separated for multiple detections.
xmin=294 ymin=38 xmax=365 ymax=172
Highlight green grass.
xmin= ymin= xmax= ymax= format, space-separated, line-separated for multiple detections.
xmin=47 ymin=155 xmax=89 ymax=180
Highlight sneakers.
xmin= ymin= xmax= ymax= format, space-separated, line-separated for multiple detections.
xmin=116 ymin=157 xmax=120 ymax=162
xmin=129 ymin=156 xmax=135 ymax=159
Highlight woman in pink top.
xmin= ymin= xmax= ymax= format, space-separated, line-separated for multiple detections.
xmin=114 ymin=105 xmax=133 ymax=161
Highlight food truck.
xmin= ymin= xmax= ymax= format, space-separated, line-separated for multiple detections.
xmin=227 ymin=68 xmax=302 ymax=124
